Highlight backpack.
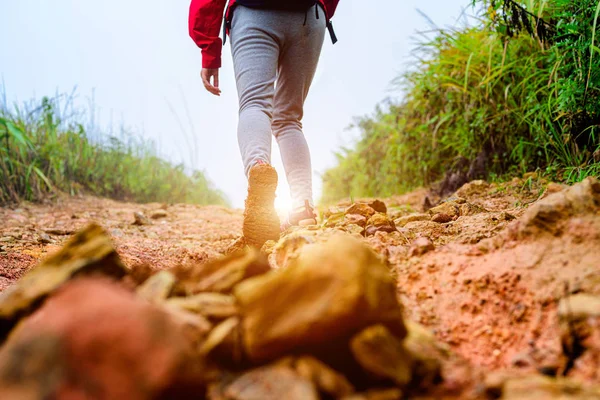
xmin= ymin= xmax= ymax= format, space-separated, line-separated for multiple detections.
xmin=235 ymin=0 xmax=318 ymax=12
xmin=223 ymin=0 xmax=338 ymax=46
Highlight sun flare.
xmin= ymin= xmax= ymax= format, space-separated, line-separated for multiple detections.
xmin=274 ymin=187 xmax=294 ymax=220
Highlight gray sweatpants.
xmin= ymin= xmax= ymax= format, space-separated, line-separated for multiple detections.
xmin=230 ymin=4 xmax=326 ymax=209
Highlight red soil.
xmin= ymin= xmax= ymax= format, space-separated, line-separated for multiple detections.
xmin=1 ymin=176 xmax=599 ymax=392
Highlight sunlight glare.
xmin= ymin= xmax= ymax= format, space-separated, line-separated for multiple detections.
xmin=275 ymin=186 xmax=293 ymax=220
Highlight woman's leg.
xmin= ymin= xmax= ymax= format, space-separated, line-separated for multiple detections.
xmin=272 ymin=5 xmax=326 ymax=209
xmin=230 ymin=6 xmax=284 ymax=247
xmin=230 ymin=6 xmax=281 ymax=177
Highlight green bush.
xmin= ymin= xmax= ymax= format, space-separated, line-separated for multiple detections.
xmin=322 ymin=0 xmax=600 ymax=204
xmin=0 ymin=95 xmax=227 ymax=206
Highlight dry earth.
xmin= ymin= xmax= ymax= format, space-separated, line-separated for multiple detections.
xmin=1 ymin=173 xmax=600 ymax=399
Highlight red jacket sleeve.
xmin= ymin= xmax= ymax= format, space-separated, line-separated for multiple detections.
xmin=323 ymin=0 xmax=339 ymax=18
xmin=189 ymin=0 xmax=228 ymax=69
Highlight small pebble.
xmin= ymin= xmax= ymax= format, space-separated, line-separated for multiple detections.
xmin=38 ymin=233 xmax=53 ymax=244
xmin=408 ymin=237 xmax=435 ymax=257
xmin=431 ymin=213 xmax=452 ymax=223
xmin=110 ymin=229 xmax=124 ymax=238
xmin=44 ymin=228 xmax=73 ymax=236
xmin=133 ymin=212 xmax=151 ymax=226
xmin=151 ymin=210 xmax=168 ymax=220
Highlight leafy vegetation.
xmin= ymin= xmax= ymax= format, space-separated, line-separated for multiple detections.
xmin=322 ymin=0 xmax=600 ymax=204
xmin=0 ymin=94 xmax=227 ymax=206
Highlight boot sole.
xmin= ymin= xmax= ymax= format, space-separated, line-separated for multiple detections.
xmin=243 ymin=165 xmax=281 ymax=248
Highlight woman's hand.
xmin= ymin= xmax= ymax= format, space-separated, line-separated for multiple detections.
xmin=201 ymin=68 xmax=221 ymax=96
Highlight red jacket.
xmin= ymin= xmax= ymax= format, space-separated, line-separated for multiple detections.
xmin=189 ymin=0 xmax=339 ymax=68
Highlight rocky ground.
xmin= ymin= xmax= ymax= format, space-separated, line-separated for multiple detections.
xmin=0 ymin=174 xmax=599 ymax=399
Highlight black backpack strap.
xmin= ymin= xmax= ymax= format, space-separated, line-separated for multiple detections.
xmin=222 ymin=5 xmax=233 ymax=46
xmin=326 ymin=20 xmax=338 ymax=44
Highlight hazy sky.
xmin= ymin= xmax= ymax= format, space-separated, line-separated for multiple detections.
xmin=1 ymin=0 xmax=469 ymax=209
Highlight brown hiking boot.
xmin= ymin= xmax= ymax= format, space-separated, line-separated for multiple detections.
xmin=281 ymin=200 xmax=318 ymax=231
xmin=243 ymin=162 xmax=281 ymax=248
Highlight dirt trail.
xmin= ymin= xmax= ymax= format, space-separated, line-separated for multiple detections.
xmin=0 ymin=196 xmax=244 ymax=290
xmin=1 ymin=175 xmax=600 ymax=398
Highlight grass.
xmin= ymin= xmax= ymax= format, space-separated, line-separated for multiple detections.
xmin=321 ymin=0 xmax=600 ymax=204
xmin=0 ymin=93 xmax=227 ymax=206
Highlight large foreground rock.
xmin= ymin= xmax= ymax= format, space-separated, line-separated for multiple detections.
xmin=166 ymin=292 xmax=239 ymax=319
xmin=0 ymin=279 xmax=207 ymax=400
xmin=350 ymin=325 xmax=413 ymax=387
xmin=0 ymin=224 xmax=126 ymax=339
xmin=221 ymin=365 xmax=319 ymax=400
xmin=341 ymin=388 xmax=403 ymax=400
xmin=173 ymin=247 xmax=270 ymax=295
xmin=403 ymin=321 xmax=445 ymax=387
xmin=136 ymin=270 xmax=176 ymax=303
xmin=499 ymin=375 xmax=600 ymax=399
xmin=234 ymin=233 xmax=407 ymax=362
xmin=293 ymin=355 xmax=355 ymax=397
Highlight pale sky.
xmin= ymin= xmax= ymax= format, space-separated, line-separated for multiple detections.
xmin=0 ymin=0 xmax=469 ymax=209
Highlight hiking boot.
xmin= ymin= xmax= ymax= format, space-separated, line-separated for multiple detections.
xmin=243 ymin=162 xmax=281 ymax=249
xmin=281 ymin=200 xmax=318 ymax=231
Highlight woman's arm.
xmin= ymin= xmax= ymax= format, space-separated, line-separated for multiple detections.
xmin=189 ymin=0 xmax=228 ymax=69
